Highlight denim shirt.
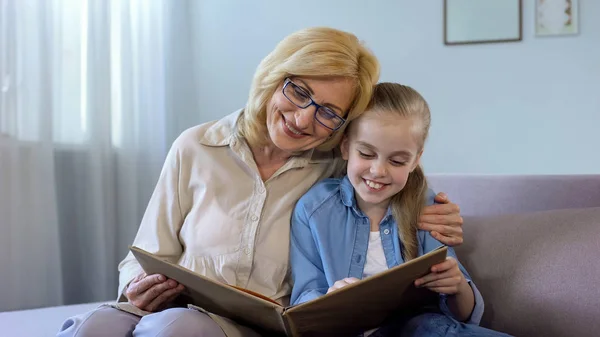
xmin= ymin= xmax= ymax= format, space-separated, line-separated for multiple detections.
xmin=289 ymin=176 xmax=484 ymax=325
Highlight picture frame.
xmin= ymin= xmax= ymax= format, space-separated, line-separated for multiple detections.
xmin=444 ymin=0 xmax=522 ymax=45
xmin=535 ymin=0 xmax=579 ymax=36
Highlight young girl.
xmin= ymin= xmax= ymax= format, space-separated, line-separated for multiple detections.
xmin=289 ymin=83 xmax=511 ymax=336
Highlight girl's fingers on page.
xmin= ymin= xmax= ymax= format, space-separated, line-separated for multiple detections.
xmin=415 ymin=268 xmax=453 ymax=287
xmin=327 ymin=284 xmax=339 ymax=293
xmin=431 ymin=257 xmax=457 ymax=273
xmin=329 ymin=278 xmax=354 ymax=292
xmin=428 ymin=286 xmax=458 ymax=295
xmin=419 ymin=275 xmax=462 ymax=289
xmin=332 ymin=280 xmax=347 ymax=289
xmin=415 ymin=272 xmax=440 ymax=287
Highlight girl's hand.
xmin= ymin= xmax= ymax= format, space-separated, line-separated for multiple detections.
xmin=414 ymin=257 xmax=467 ymax=295
xmin=327 ymin=277 xmax=360 ymax=294
xmin=418 ymin=192 xmax=464 ymax=246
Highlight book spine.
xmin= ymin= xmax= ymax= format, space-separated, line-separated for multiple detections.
xmin=282 ymin=312 xmax=298 ymax=337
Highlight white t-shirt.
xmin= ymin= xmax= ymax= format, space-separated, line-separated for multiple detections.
xmin=363 ymin=231 xmax=389 ymax=278
xmin=363 ymin=231 xmax=390 ymax=336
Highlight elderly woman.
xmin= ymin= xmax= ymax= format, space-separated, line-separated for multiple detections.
xmin=58 ymin=27 xmax=463 ymax=337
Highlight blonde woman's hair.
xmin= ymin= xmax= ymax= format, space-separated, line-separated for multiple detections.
xmin=367 ymin=83 xmax=432 ymax=261
xmin=237 ymin=27 xmax=380 ymax=151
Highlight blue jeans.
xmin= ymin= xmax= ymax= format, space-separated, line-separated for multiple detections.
xmin=370 ymin=313 xmax=513 ymax=337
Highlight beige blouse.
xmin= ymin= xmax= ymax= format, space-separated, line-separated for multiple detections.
xmin=117 ymin=110 xmax=339 ymax=305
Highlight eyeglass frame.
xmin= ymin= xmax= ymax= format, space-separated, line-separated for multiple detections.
xmin=281 ymin=78 xmax=347 ymax=131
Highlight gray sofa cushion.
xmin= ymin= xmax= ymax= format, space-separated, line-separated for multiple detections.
xmin=455 ymin=207 xmax=600 ymax=337
xmin=0 ymin=302 xmax=106 ymax=337
xmin=427 ymin=175 xmax=600 ymax=216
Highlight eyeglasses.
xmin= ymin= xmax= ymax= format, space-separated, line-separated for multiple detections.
xmin=282 ymin=78 xmax=346 ymax=131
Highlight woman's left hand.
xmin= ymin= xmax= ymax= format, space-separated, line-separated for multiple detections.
xmin=418 ymin=192 xmax=463 ymax=246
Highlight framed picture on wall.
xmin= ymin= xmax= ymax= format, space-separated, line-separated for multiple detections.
xmin=444 ymin=0 xmax=522 ymax=45
xmin=536 ymin=0 xmax=579 ymax=36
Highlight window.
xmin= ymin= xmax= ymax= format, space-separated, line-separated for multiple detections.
xmin=54 ymin=0 xmax=89 ymax=144
xmin=0 ymin=0 xmax=89 ymax=144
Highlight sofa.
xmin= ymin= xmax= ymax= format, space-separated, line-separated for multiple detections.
xmin=1 ymin=174 xmax=599 ymax=337
xmin=428 ymin=175 xmax=600 ymax=337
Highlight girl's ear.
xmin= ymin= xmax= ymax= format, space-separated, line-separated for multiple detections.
xmin=411 ymin=150 xmax=423 ymax=172
xmin=341 ymin=135 xmax=350 ymax=161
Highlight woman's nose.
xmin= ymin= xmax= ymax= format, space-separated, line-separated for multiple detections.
xmin=294 ymin=106 xmax=316 ymax=130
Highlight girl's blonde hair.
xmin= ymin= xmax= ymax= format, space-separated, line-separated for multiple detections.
xmin=367 ymin=83 xmax=431 ymax=261
xmin=237 ymin=27 xmax=380 ymax=151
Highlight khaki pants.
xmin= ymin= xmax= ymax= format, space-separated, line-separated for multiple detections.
xmin=56 ymin=304 xmax=261 ymax=337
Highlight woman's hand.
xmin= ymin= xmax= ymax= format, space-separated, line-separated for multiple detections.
xmin=419 ymin=192 xmax=464 ymax=246
xmin=125 ymin=272 xmax=185 ymax=312
xmin=327 ymin=277 xmax=360 ymax=294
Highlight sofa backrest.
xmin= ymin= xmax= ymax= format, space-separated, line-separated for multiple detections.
xmin=427 ymin=175 xmax=600 ymax=216
xmin=455 ymin=207 xmax=600 ymax=337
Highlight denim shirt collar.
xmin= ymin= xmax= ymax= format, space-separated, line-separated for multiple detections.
xmin=340 ymin=176 xmax=393 ymax=221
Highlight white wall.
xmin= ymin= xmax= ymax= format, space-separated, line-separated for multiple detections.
xmin=190 ymin=1 xmax=600 ymax=174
